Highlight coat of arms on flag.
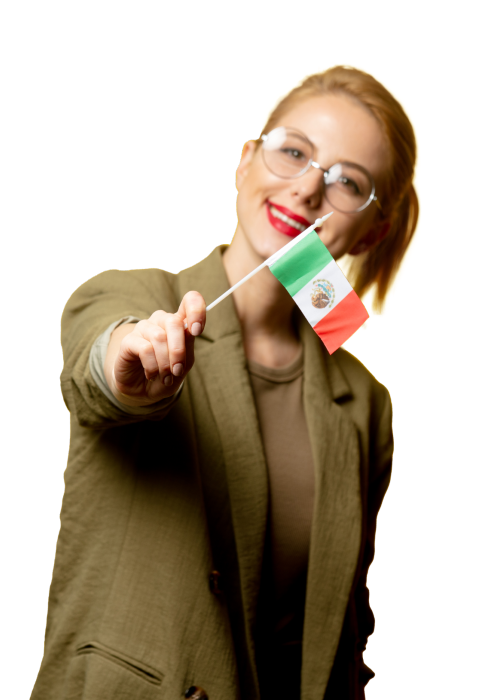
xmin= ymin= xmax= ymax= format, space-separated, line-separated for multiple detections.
xmin=311 ymin=279 xmax=335 ymax=309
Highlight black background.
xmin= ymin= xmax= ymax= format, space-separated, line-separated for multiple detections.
xmin=26 ymin=52 xmax=429 ymax=698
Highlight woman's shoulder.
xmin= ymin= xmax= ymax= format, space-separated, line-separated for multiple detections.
xmin=65 ymin=267 xmax=180 ymax=315
xmin=328 ymin=346 xmax=391 ymax=407
xmin=76 ymin=267 xmax=176 ymax=287
xmin=61 ymin=268 xmax=183 ymax=348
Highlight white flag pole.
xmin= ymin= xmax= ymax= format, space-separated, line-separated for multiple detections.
xmin=182 ymin=212 xmax=333 ymax=328
xmin=205 ymin=211 xmax=333 ymax=312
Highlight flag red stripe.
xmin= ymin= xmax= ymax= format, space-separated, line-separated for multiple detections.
xmin=313 ymin=290 xmax=369 ymax=354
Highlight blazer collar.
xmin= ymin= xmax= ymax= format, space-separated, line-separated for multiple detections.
xmin=177 ymin=248 xmax=361 ymax=700
xmin=177 ymin=247 xmax=268 ymax=694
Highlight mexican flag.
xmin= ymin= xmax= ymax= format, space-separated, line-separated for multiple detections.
xmin=269 ymin=230 xmax=368 ymax=354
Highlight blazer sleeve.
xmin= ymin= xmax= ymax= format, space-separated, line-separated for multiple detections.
xmin=355 ymin=385 xmax=394 ymax=690
xmin=60 ymin=268 xmax=180 ymax=429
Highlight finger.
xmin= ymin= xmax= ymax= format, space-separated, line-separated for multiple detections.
xmin=184 ymin=330 xmax=195 ymax=374
xmin=163 ymin=314 xmax=187 ymax=378
xmin=135 ymin=319 xmax=171 ymax=382
xmin=177 ymin=291 xmax=206 ymax=337
xmin=118 ymin=332 xmax=159 ymax=383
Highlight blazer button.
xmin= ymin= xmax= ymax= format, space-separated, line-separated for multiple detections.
xmin=185 ymin=686 xmax=208 ymax=700
xmin=209 ymin=570 xmax=222 ymax=595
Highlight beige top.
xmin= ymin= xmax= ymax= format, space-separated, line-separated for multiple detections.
xmin=248 ymin=350 xmax=315 ymax=696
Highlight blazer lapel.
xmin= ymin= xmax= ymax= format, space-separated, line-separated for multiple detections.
xmin=300 ymin=321 xmax=362 ymax=700
xmin=177 ymin=248 xmax=269 ymax=695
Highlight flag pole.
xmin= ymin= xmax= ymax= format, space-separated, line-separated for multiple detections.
xmin=205 ymin=212 xmax=333 ymax=312
xmin=184 ymin=211 xmax=333 ymax=329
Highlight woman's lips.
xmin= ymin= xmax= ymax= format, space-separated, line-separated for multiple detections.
xmin=269 ymin=201 xmax=311 ymax=227
xmin=265 ymin=201 xmax=312 ymax=238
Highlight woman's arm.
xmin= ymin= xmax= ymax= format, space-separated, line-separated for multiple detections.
xmin=61 ymin=269 xmax=204 ymax=430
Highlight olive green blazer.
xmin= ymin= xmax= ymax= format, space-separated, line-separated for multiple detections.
xmin=31 ymin=247 xmax=393 ymax=700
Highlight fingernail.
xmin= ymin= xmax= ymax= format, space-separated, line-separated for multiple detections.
xmin=172 ymin=363 xmax=184 ymax=377
xmin=191 ymin=322 xmax=202 ymax=337
xmin=164 ymin=375 xmax=173 ymax=386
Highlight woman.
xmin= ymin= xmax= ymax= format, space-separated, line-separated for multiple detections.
xmin=32 ymin=66 xmax=418 ymax=700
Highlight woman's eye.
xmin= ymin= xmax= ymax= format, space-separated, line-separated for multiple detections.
xmin=338 ymin=176 xmax=361 ymax=195
xmin=281 ymin=148 xmax=306 ymax=160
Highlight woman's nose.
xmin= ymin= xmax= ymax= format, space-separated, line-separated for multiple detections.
xmin=290 ymin=168 xmax=324 ymax=208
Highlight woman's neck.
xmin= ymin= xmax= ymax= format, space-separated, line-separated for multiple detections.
xmin=222 ymin=234 xmax=301 ymax=368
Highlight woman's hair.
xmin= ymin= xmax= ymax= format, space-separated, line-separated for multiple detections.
xmin=261 ymin=66 xmax=418 ymax=310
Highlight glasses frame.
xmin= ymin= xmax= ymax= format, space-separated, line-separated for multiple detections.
xmin=260 ymin=127 xmax=382 ymax=214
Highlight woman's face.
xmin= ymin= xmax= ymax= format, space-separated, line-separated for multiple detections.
xmin=235 ymin=94 xmax=391 ymax=263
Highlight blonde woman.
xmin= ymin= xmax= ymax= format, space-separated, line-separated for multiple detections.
xmin=32 ymin=66 xmax=418 ymax=700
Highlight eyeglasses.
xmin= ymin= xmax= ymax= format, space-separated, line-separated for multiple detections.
xmin=260 ymin=126 xmax=381 ymax=214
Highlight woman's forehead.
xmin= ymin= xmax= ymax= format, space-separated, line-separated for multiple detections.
xmin=274 ymin=94 xmax=389 ymax=177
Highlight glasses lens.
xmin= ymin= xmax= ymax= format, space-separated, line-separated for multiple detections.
xmin=324 ymin=162 xmax=375 ymax=213
xmin=262 ymin=127 xmax=313 ymax=179
xmin=261 ymin=130 xmax=376 ymax=213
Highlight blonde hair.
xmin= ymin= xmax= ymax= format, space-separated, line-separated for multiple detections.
xmin=261 ymin=66 xmax=419 ymax=310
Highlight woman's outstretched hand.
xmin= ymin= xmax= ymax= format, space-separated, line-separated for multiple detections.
xmin=104 ymin=291 xmax=206 ymax=407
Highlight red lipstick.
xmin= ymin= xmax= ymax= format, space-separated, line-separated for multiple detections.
xmin=266 ymin=201 xmax=312 ymax=238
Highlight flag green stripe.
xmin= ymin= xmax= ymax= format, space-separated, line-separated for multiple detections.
xmin=269 ymin=231 xmax=332 ymax=297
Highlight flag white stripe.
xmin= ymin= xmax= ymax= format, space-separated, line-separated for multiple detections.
xmin=291 ymin=259 xmax=353 ymax=328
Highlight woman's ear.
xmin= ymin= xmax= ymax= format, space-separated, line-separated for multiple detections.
xmin=348 ymin=220 xmax=391 ymax=256
xmin=235 ymin=140 xmax=258 ymax=191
